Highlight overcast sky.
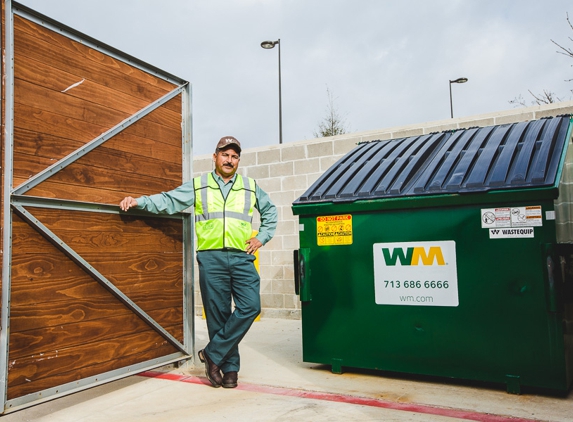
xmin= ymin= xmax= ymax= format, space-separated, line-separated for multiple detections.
xmin=18 ymin=0 xmax=573 ymax=156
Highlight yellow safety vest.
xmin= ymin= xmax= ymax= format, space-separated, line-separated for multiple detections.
xmin=194 ymin=173 xmax=256 ymax=251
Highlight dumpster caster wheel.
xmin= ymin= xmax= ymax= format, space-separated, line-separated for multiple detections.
xmin=331 ymin=358 xmax=343 ymax=374
xmin=506 ymin=375 xmax=521 ymax=394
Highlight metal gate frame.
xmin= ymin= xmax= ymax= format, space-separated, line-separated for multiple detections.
xmin=0 ymin=0 xmax=194 ymax=413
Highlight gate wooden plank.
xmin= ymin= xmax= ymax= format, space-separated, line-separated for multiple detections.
xmin=7 ymin=330 xmax=182 ymax=399
xmin=10 ymin=272 xmax=183 ymax=313
xmin=15 ymin=182 xmax=172 ymax=206
xmin=14 ymin=79 xmax=182 ymax=143
xmin=20 ymin=211 xmax=182 ymax=237
xmin=8 ymin=329 xmax=181 ymax=386
xmin=13 ymin=146 xmax=182 ymax=188
xmin=13 ymin=102 xmax=123 ymax=145
xmin=21 ymin=210 xmax=183 ymax=249
xmin=14 ymin=126 xmax=182 ymax=166
xmin=12 ymin=99 xmax=183 ymax=153
xmin=14 ymin=15 xmax=179 ymax=106
xmin=9 ymin=313 xmax=183 ymax=359
xmin=15 ymin=55 xmax=182 ymax=128
xmin=12 ymin=212 xmax=184 ymax=253
xmin=13 ymin=147 xmax=182 ymax=200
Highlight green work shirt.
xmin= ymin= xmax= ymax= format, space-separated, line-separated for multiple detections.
xmin=135 ymin=171 xmax=278 ymax=246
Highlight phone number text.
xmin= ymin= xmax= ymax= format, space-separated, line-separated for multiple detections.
xmin=384 ymin=280 xmax=450 ymax=289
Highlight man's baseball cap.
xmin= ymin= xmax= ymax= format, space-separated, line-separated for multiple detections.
xmin=216 ymin=136 xmax=241 ymax=155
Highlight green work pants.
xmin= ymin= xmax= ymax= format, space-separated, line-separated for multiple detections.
xmin=197 ymin=250 xmax=261 ymax=373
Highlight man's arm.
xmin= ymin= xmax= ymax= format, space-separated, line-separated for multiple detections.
xmin=246 ymin=184 xmax=277 ymax=254
xmin=119 ymin=181 xmax=196 ymax=214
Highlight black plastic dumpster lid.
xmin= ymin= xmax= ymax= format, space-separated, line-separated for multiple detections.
xmin=294 ymin=116 xmax=571 ymax=204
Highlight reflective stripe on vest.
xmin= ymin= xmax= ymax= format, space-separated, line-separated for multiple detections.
xmin=194 ymin=173 xmax=256 ymax=251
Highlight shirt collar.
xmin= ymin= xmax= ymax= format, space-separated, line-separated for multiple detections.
xmin=212 ymin=170 xmax=237 ymax=185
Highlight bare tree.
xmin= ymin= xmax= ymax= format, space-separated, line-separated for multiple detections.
xmin=313 ymin=86 xmax=349 ymax=138
xmin=551 ymin=12 xmax=573 ymax=79
xmin=510 ymin=12 xmax=572 ymax=106
xmin=510 ymin=89 xmax=563 ymax=107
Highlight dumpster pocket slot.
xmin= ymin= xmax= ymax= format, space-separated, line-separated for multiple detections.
xmin=294 ymin=248 xmax=312 ymax=302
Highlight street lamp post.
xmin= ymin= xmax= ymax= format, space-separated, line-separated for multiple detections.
xmin=449 ymin=77 xmax=468 ymax=118
xmin=261 ymin=39 xmax=282 ymax=144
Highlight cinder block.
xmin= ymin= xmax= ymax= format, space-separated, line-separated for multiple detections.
xmin=458 ymin=118 xmax=495 ymax=129
xmin=272 ymin=279 xmax=296 ymax=294
xmin=271 ymin=162 xmax=294 ymax=177
xmin=495 ymin=112 xmax=534 ymax=125
xmin=270 ymin=190 xmax=296 ymax=207
xmin=240 ymin=151 xmax=257 ymax=166
xmin=260 ymin=278 xmax=272 ymax=294
xmin=320 ymin=155 xmax=341 ymax=172
xmin=283 ymin=264 xmax=295 ymax=281
xmin=283 ymin=294 xmax=301 ymax=310
xmin=307 ymin=172 xmax=324 ymax=186
xmin=392 ymin=127 xmax=424 ymax=138
xmin=281 ymin=145 xmax=306 ymax=161
xmin=359 ymin=132 xmax=393 ymax=143
xmin=272 ymin=250 xmax=294 ymax=266
xmin=261 ymin=293 xmax=284 ymax=308
xmin=257 ymin=177 xmax=281 ymax=193
xmin=258 ymin=148 xmax=281 ymax=164
xmin=423 ymin=122 xmax=459 ymax=133
xmin=246 ymin=165 xmax=270 ymax=179
xmin=535 ymin=106 xmax=573 ymax=119
xmin=334 ymin=137 xmax=360 ymax=155
xmin=282 ymin=175 xmax=309 ymax=191
xmin=294 ymin=158 xmax=321 ymax=174
xmin=307 ymin=141 xmax=333 ymax=158
xmin=260 ymin=264 xmax=284 ymax=280
xmin=261 ymin=308 xmax=301 ymax=319
xmin=193 ymin=158 xmax=213 ymax=174
xmin=282 ymin=234 xmax=300 ymax=250
xmin=276 ymin=219 xmax=296 ymax=236
xmin=281 ymin=207 xmax=296 ymax=221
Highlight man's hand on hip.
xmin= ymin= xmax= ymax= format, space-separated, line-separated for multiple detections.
xmin=245 ymin=237 xmax=263 ymax=255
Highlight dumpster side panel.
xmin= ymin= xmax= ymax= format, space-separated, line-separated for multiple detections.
xmin=299 ymin=200 xmax=569 ymax=391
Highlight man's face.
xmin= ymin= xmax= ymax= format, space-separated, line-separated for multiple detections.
xmin=213 ymin=147 xmax=240 ymax=179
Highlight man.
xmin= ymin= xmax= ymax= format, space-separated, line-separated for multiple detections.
xmin=119 ymin=136 xmax=277 ymax=388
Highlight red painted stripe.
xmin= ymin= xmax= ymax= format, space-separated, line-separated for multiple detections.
xmin=139 ymin=371 xmax=537 ymax=422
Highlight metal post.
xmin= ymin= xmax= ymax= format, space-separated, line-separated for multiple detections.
xmin=449 ymin=81 xmax=454 ymax=119
xmin=277 ymin=39 xmax=282 ymax=144
xmin=0 ymin=0 xmax=15 ymax=410
xmin=449 ymin=77 xmax=468 ymax=119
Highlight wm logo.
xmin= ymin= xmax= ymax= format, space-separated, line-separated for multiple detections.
xmin=382 ymin=246 xmax=445 ymax=266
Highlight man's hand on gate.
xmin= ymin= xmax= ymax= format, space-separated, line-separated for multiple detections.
xmin=120 ymin=196 xmax=138 ymax=212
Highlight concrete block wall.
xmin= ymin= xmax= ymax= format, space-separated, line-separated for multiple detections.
xmin=193 ymin=100 xmax=573 ymax=319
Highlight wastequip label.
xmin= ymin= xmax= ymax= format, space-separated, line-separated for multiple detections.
xmin=373 ymin=240 xmax=459 ymax=307
xmin=480 ymin=206 xmax=541 ymax=239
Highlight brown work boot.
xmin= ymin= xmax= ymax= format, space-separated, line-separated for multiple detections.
xmin=222 ymin=371 xmax=238 ymax=388
xmin=198 ymin=349 xmax=223 ymax=387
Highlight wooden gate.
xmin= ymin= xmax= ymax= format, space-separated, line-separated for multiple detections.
xmin=0 ymin=1 xmax=193 ymax=413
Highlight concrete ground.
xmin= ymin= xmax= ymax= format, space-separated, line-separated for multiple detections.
xmin=3 ymin=317 xmax=572 ymax=422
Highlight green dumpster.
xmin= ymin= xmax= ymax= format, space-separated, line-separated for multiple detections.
xmin=292 ymin=116 xmax=573 ymax=394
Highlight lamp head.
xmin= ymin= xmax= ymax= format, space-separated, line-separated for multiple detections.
xmin=450 ymin=77 xmax=468 ymax=84
xmin=261 ymin=40 xmax=278 ymax=49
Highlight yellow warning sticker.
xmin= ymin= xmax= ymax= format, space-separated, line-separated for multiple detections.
xmin=317 ymin=214 xmax=353 ymax=246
